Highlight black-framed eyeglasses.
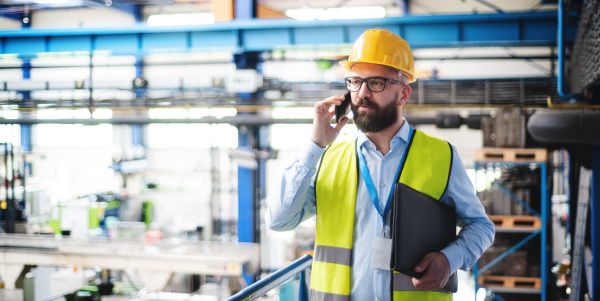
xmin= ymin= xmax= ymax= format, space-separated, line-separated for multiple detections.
xmin=344 ymin=76 xmax=406 ymax=92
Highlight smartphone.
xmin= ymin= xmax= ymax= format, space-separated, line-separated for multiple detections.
xmin=335 ymin=91 xmax=351 ymax=123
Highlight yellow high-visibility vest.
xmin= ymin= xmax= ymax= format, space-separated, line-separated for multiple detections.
xmin=311 ymin=129 xmax=453 ymax=301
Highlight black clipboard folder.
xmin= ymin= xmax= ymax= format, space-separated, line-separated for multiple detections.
xmin=390 ymin=183 xmax=459 ymax=293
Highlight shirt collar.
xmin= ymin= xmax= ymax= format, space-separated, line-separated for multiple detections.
xmin=357 ymin=118 xmax=411 ymax=150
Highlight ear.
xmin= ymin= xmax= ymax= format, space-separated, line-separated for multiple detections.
xmin=398 ymin=85 xmax=411 ymax=106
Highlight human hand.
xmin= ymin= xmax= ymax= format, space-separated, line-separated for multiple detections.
xmin=411 ymin=252 xmax=451 ymax=290
xmin=311 ymin=95 xmax=350 ymax=148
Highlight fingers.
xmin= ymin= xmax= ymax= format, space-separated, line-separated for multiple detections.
xmin=334 ymin=116 xmax=349 ymax=133
xmin=322 ymin=95 xmax=346 ymax=106
xmin=314 ymin=95 xmax=345 ymax=116
xmin=414 ymin=253 xmax=434 ymax=274
xmin=411 ymin=252 xmax=451 ymax=291
xmin=311 ymin=95 xmax=348 ymax=148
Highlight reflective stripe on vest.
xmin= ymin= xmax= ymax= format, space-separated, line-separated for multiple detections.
xmin=312 ymin=130 xmax=453 ymax=301
xmin=392 ymin=271 xmax=452 ymax=295
xmin=311 ymin=140 xmax=357 ymax=299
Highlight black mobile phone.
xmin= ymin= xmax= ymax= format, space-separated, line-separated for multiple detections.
xmin=335 ymin=91 xmax=351 ymax=123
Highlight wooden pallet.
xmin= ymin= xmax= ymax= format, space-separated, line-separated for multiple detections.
xmin=489 ymin=215 xmax=541 ymax=229
xmin=475 ymin=148 xmax=547 ymax=162
xmin=478 ymin=275 xmax=541 ymax=290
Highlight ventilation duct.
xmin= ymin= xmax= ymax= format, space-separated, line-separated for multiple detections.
xmin=527 ymin=110 xmax=600 ymax=145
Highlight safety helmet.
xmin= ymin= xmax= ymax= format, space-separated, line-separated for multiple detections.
xmin=340 ymin=29 xmax=416 ymax=82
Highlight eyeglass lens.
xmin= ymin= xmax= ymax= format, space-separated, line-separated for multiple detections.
xmin=345 ymin=77 xmax=387 ymax=92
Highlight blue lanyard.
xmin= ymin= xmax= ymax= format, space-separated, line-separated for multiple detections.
xmin=357 ymin=126 xmax=414 ymax=225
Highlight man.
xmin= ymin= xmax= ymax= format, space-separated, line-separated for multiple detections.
xmin=266 ymin=29 xmax=494 ymax=300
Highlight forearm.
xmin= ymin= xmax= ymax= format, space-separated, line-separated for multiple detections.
xmin=440 ymin=217 xmax=495 ymax=273
xmin=440 ymin=147 xmax=495 ymax=273
xmin=266 ymin=141 xmax=324 ymax=231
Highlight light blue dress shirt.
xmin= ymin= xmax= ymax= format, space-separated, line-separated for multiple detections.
xmin=266 ymin=120 xmax=495 ymax=300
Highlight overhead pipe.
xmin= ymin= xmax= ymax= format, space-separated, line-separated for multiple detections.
xmin=0 ymin=113 xmax=485 ymax=127
xmin=527 ymin=110 xmax=600 ymax=145
xmin=557 ymin=0 xmax=581 ymax=100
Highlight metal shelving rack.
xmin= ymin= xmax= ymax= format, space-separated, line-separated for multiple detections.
xmin=473 ymin=149 xmax=549 ymax=301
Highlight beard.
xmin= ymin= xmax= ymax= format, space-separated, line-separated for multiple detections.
xmin=351 ymin=93 xmax=400 ymax=133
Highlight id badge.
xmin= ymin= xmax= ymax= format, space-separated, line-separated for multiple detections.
xmin=370 ymin=236 xmax=392 ymax=270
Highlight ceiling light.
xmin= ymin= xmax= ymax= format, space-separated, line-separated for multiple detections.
xmin=285 ymin=6 xmax=386 ymax=21
xmin=285 ymin=8 xmax=324 ymax=21
xmin=148 ymin=13 xmax=215 ymax=26
xmin=34 ymin=0 xmax=71 ymax=3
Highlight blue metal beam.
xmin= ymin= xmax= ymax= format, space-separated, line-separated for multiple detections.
xmin=0 ymin=10 xmax=23 ymax=23
xmin=557 ymin=0 xmax=580 ymax=100
xmin=493 ymin=182 xmax=541 ymax=216
xmin=0 ymin=11 xmax=573 ymax=57
xmin=478 ymin=230 xmax=541 ymax=274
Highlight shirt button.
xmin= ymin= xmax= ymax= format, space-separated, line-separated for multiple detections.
xmin=312 ymin=155 xmax=317 ymax=159
xmin=382 ymin=157 xmax=386 ymax=161
xmin=380 ymin=182 xmax=385 ymax=187
xmin=294 ymin=184 xmax=299 ymax=188
xmin=377 ymin=298 xmax=382 ymax=301
xmin=377 ymin=269 xmax=381 ymax=273
xmin=371 ymin=144 xmax=375 ymax=149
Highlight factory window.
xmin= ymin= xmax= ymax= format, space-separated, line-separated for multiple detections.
xmin=36 ymin=124 xmax=113 ymax=147
xmin=0 ymin=124 xmax=20 ymax=146
xmin=33 ymin=109 xmax=112 ymax=147
xmin=0 ymin=109 xmax=20 ymax=146
xmin=147 ymin=124 xmax=238 ymax=149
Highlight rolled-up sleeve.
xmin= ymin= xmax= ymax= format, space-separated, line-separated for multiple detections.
xmin=439 ymin=147 xmax=495 ymax=273
xmin=266 ymin=141 xmax=325 ymax=231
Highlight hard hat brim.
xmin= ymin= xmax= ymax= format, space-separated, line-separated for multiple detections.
xmin=339 ymin=60 xmax=416 ymax=83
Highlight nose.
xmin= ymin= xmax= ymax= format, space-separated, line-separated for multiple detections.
xmin=357 ymin=80 xmax=372 ymax=98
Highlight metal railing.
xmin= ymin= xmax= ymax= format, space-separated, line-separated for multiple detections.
xmin=228 ymin=254 xmax=312 ymax=301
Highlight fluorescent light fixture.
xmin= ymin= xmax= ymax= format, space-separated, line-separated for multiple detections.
xmin=285 ymin=6 xmax=385 ymax=21
xmin=148 ymin=13 xmax=215 ymax=26
xmin=285 ymin=8 xmax=324 ymax=21
xmin=34 ymin=0 xmax=72 ymax=3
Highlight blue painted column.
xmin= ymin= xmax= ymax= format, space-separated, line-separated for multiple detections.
xmin=234 ymin=52 xmax=263 ymax=245
xmin=131 ymin=4 xmax=146 ymax=162
xmin=20 ymin=124 xmax=32 ymax=222
xmin=20 ymin=57 xmax=33 ymax=155
xmin=20 ymin=57 xmax=32 ymax=155
xmin=12 ymin=52 xmax=33 ymax=229
xmin=541 ymin=163 xmax=548 ymax=301
xmin=132 ymin=57 xmax=146 ymax=158
xmin=234 ymin=50 xmax=263 ymax=286
xmin=235 ymin=0 xmax=256 ymax=19
xmin=233 ymin=0 xmax=261 ymax=286
xmin=237 ymin=125 xmax=256 ymax=242
xmin=401 ymin=0 xmax=410 ymax=15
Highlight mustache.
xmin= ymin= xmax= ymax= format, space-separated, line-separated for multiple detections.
xmin=353 ymin=97 xmax=376 ymax=108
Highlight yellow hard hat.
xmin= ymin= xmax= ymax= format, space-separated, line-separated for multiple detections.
xmin=340 ymin=29 xmax=416 ymax=82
